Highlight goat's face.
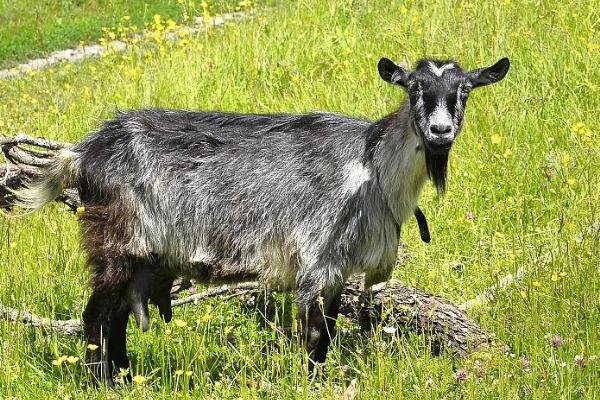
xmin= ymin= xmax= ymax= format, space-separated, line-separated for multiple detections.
xmin=378 ymin=57 xmax=510 ymax=155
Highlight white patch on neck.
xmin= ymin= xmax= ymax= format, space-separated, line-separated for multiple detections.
xmin=428 ymin=62 xmax=455 ymax=77
xmin=342 ymin=160 xmax=371 ymax=194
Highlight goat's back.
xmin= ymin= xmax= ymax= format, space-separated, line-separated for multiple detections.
xmin=72 ymin=109 xmax=393 ymax=287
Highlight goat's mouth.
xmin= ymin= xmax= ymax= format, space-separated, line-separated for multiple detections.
xmin=423 ymin=132 xmax=454 ymax=155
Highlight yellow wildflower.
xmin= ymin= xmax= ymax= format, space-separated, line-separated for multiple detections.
xmin=132 ymin=375 xmax=147 ymax=385
xmin=87 ymin=344 xmax=99 ymax=351
xmin=490 ymin=133 xmax=503 ymax=145
xmin=174 ymin=319 xmax=187 ymax=328
xmin=185 ymin=370 xmax=193 ymax=377
xmin=571 ymin=122 xmax=585 ymax=133
xmin=66 ymin=356 xmax=79 ymax=364
xmin=52 ymin=355 xmax=68 ymax=366
xmin=201 ymin=314 xmax=212 ymax=322
xmin=551 ymin=273 xmax=559 ymax=282
xmin=175 ymin=369 xmax=184 ymax=376
xmin=559 ymin=271 xmax=567 ymax=277
xmin=532 ymin=281 xmax=541 ymax=288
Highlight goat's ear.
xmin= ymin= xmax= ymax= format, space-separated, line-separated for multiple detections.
xmin=378 ymin=58 xmax=409 ymax=87
xmin=468 ymin=57 xmax=510 ymax=88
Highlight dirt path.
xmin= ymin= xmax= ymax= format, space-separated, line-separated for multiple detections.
xmin=0 ymin=12 xmax=245 ymax=80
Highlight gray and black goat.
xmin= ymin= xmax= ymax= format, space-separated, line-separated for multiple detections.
xmin=11 ymin=56 xmax=509 ymax=385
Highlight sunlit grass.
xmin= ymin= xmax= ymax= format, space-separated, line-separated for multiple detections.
xmin=0 ymin=0 xmax=243 ymax=69
xmin=0 ymin=0 xmax=599 ymax=398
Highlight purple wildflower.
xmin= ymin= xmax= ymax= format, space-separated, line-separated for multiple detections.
xmin=454 ymin=369 xmax=467 ymax=381
xmin=500 ymin=344 xmax=511 ymax=354
xmin=552 ymin=335 xmax=562 ymax=347
xmin=521 ymin=356 xmax=530 ymax=369
xmin=189 ymin=286 xmax=197 ymax=294
xmin=465 ymin=211 xmax=473 ymax=221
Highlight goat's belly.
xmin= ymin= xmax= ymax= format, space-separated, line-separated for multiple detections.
xmin=186 ymin=261 xmax=260 ymax=284
xmin=184 ymin=240 xmax=299 ymax=290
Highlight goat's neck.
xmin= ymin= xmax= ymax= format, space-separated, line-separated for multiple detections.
xmin=371 ymin=101 xmax=428 ymax=225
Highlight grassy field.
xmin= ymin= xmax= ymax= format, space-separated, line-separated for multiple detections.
xmin=0 ymin=0 xmax=599 ymax=398
xmin=0 ymin=0 xmax=241 ymax=69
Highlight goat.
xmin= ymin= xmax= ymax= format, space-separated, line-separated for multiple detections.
xmin=10 ymin=56 xmax=509 ymax=385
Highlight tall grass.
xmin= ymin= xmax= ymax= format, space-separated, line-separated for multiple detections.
xmin=0 ymin=0 xmax=598 ymax=398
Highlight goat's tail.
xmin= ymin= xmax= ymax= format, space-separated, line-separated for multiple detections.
xmin=9 ymin=148 xmax=78 ymax=212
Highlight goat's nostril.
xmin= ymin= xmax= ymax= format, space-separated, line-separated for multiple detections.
xmin=430 ymin=124 xmax=452 ymax=135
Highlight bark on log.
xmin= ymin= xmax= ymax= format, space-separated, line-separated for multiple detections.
xmin=341 ymin=279 xmax=491 ymax=356
xmin=0 ymin=133 xmax=493 ymax=357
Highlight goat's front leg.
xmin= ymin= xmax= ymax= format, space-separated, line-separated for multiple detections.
xmin=296 ymin=280 xmax=343 ymax=373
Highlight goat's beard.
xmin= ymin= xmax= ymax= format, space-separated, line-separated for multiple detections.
xmin=410 ymin=117 xmax=450 ymax=194
xmin=424 ymin=148 xmax=449 ymax=194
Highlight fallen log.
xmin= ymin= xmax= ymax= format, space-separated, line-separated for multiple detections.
xmin=1 ymin=278 xmax=491 ymax=357
xmin=1 ymin=133 xmax=493 ymax=357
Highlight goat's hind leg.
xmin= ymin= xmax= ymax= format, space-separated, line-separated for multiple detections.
xmin=83 ymin=255 xmax=136 ymax=386
xmin=107 ymin=302 xmax=131 ymax=382
xmin=83 ymin=287 xmax=127 ymax=387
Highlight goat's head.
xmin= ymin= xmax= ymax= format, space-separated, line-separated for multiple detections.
xmin=378 ymin=56 xmax=510 ymax=192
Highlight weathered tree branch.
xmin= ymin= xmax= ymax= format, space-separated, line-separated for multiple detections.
xmin=1 ymin=279 xmax=492 ymax=356
xmin=0 ymin=304 xmax=82 ymax=335
xmin=0 ymin=133 xmax=493 ymax=357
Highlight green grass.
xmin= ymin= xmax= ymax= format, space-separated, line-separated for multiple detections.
xmin=0 ymin=0 xmax=240 ymax=69
xmin=1 ymin=0 xmax=599 ymax=398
